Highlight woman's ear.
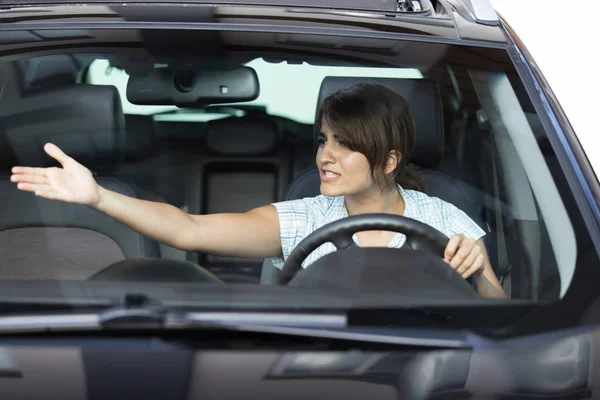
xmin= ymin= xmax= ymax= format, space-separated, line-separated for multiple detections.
xmin=385 ymin=150 xmax=402 ymax=174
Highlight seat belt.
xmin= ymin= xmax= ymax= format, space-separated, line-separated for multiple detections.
xmin=478 ymin=109 xmax=512 ymax=296
xmin=490 ymin=141 xmax=512 ymax=296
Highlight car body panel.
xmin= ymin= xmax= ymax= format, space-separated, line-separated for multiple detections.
xmin=0 ymin=2 xmax=512 ymax=45
xmin=0 ymin=320 xmax=598 ymax=399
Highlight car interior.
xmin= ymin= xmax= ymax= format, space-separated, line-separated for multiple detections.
xmin=0 ymin=29 xmax=579 ymax=302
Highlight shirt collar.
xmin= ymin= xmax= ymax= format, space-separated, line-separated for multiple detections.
xmin=335 ymin=183 xmax=412 ymax=218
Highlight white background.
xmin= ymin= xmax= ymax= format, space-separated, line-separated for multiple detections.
xmin=490 ymin=0 xmax=600 ymax=175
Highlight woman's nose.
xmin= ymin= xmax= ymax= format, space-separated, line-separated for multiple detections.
xmin=318 ymin=143 xmax=336 ymax=164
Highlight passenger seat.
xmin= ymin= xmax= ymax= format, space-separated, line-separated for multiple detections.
xmin=0 ymin=76 xmax=161 ymax=280
xmin=118 ymin=114 xmax=189 ymax=262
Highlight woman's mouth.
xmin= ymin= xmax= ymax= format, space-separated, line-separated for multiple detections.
xmin=320 ymin=170 xmax=340 ymax=182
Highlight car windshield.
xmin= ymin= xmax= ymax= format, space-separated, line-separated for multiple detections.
xmin=0 ymin=21 xmax=595 ymax=323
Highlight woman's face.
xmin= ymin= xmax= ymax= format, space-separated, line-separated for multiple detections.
xmin=316 ymin=119 xmax=376 ymax=197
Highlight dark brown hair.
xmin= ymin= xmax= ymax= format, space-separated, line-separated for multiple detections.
xmin=316 ymin=83 xmax=426 ymax=192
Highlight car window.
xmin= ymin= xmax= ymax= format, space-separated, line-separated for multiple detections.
xmin=87 ymin=58 xmax=423 ymax=124
xmin=0 ymin=28 xmax=596 ymax=313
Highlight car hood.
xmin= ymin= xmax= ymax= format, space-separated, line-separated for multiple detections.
xmin=0 ymin=320 xmax=596 ymax=400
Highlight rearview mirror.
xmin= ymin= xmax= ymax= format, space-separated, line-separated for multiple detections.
xmin=126 ymin=67 xmax=259 ymax=106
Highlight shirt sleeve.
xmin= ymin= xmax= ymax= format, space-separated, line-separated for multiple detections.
xmin=442 ymin=201 xmax=487 ymax=241
xmin=268 ymin=198 xmax=313 ymax=270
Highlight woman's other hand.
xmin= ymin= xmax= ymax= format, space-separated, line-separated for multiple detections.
xmin=11 ymin=143 xmax=102 ymax=207
xmin=443 ymin=234 xmax=484 ymax=279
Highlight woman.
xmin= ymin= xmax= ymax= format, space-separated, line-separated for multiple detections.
xmin=10 ymin=83 xmax=506 ymax=299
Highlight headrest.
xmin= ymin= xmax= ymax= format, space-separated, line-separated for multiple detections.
xmin=17 ymin=55 xmax=78 ymax=92
xmin=316 ymin=77 xmax=444 ymax=168
xmin=1 ymin=84 xmax=126 ymax=169
xmin=204 ymin=117 xmax=279 ymax=156
xmin=124 ymin=114 xmax=156 ymax=160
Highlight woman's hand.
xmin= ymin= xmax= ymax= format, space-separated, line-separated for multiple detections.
xmin=443 ymin=234 xmax=485 ymax=279
xmin=11 ymin=143 xmax=102 ymax=207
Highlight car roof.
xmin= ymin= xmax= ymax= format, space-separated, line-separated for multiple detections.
xmin=0 ymin=0 xmax=506 ymax=44
xmin=0 ymin=0 xmax=495 ymax=17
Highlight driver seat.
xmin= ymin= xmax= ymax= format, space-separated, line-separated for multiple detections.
xmin=261 ymin=76 xmax=485 ymax=284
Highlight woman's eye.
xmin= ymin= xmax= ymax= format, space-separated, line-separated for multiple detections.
xmin=318 ymin=138 xmax=326 ymax=146
xmin=338 ymin=140 xmax=348 ymax=148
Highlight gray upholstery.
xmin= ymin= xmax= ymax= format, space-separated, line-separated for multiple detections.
xmin=0 ymin=227 xmax=125 ymax=280
xmin=189 ymin=116 xmax=289 ymax=282
xmin=0 ymin=78 xmax=160 ymax=280
xmin=260 ymin=257 xmax=282 ymax=285
xmin=1 ymin=84 xmax=126 ymax=170
xmin=16 ymin=54 xmax=78 ymax=92
xmin=0 ymin=177 xmax=160 ymax=261
xmin=261 ymin=76 xmax=483 ymax=285
xmin=119 ymin=114 xmax=188 ymax=262
xmin=119 ymin=114 xmax=163 ymax=197
xmin=124 ymin=114 xmax=157 ymax=160
xmin=205 ymin=117 xmax=279 ymax=156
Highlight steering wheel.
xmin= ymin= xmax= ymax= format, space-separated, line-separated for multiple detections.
xmin=277 ymin=213 xmax=477 ymax=292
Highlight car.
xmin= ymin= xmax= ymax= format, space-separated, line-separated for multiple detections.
xmin=0 ymin=0 xmax=599 ymax=398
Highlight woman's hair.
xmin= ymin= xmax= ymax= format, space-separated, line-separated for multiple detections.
xmin=316 ymin=83 xmax=426 ymax=193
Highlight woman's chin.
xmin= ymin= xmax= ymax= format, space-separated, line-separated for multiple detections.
xmin=320 ymin=183 xmax=344 ymax=197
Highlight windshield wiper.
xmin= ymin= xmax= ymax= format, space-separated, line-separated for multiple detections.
xmin=0 ymin=292 xmax=347 ymax=332
xmin=96 ymin=292 xmax=349 ymax=329
xmin=0 ymin=293 xmax=486 ymax=349
xmin=98 ymin=293 xmax=177 ymax=329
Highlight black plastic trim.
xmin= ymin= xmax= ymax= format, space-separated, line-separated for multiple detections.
xmin=0 ymin=0 xmax=424 ymax=14
xmin=0 ymin=21 xmax=510 ymax=49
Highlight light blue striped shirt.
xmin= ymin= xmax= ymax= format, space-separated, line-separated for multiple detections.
xmin=269 ymin=185 xmax=485 ymax=269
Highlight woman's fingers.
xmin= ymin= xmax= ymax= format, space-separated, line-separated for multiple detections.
xmin=446 ymin=235 xmax=474 ymax=270
xmin=444 ymin=234 xmax=485 ymax=279
xmin=456 ymin=246 xmax=480 ymax=275
xmin=16 ymin=182 xmax=72 ymax=202
xmin=10 ymin=144 xmax=77 ymax=203
xmin=11 ymin=166 xmax=48 ymax=177
xmin=444 ymin=234 xmax=464 ymax=261
xmin=11 ymin=173 xmax=48 ymax=184
xmin=16 ymin=182 xmax=53 ymax=193
xmin=44 ymin=143 xmax=71 ymax=166
xmin=462 ymin=254 xmax=485 ymax=279
xmin=450 ymin=241 xmax=473 ymax=270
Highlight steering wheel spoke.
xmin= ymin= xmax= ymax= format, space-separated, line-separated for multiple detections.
xmin=331 ymin=233 xmax=356 ymax=249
